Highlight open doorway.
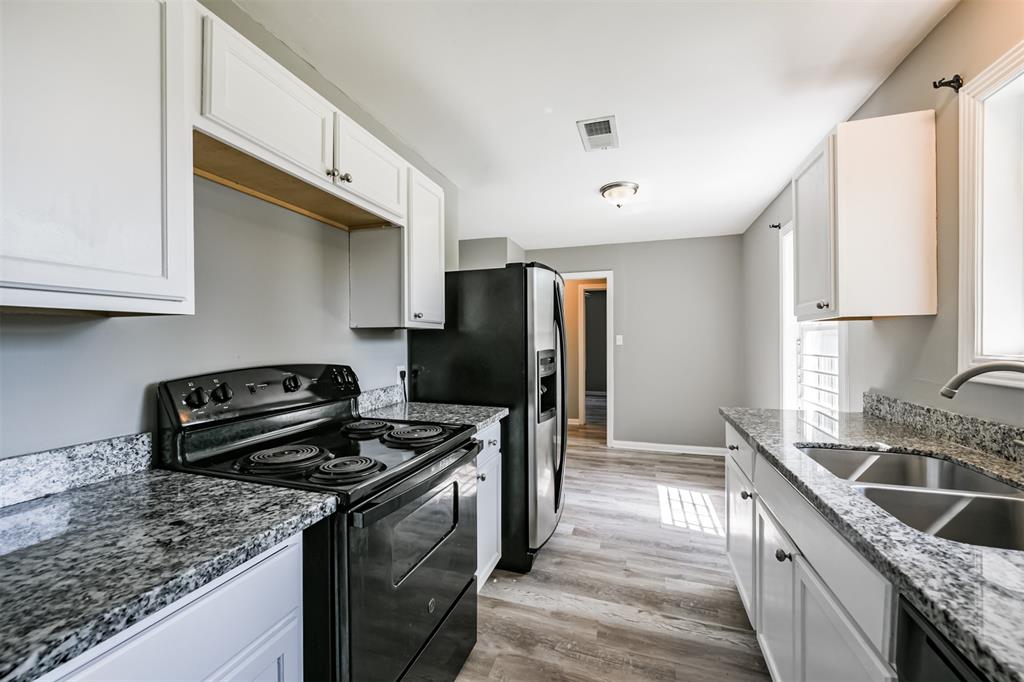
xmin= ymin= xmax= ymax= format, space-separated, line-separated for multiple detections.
xmin=563 ymin=271 xmax=614 ymax=446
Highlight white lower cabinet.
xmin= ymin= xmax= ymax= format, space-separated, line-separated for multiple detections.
xmin=724 ymin=422 xmax=895 ymax=682
xmin=756 ymin=501 xmax=797 ymax=682
xmin=42 ymin=536 xmax=303 ymax=682
xmin=794 ymin=556 xmax=896 ymax=682
xmin=476 ymin=422 xmax=503 ymax=588
xmin=725 ymin=456 xmax=756 ymax=622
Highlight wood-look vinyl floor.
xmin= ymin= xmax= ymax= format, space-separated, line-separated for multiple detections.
xmin=458 ymin=424 xmax=769 ymax=681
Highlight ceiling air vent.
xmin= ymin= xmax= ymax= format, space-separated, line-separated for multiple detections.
xmin=577 ymin=115 xmax=619 ymax=152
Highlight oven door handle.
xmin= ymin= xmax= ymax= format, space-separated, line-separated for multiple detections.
xmin=350 ymin=440 xmax=481 ymax=529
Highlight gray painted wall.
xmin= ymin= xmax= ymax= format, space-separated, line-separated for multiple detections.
xmin=0 ymin=179 xmax=406 ymax=458
xmin=738 ymin=0 xmax=1024 ymax=426
xmin=528 ymin=236 xmax=744 ymax=447
xmin=458 ymin=237 xmax=526 ymax=270
xmin=742 ymin=186 xmax=792 ymax=408
xmin=459 ymin=238 xmax=510 ymax=270
xmin=842 ymin=0 xmax=1024 ymax=425
xmin=585 ymin=291 xmax=607 ymax=392
xmin=201 ymin=0 xmax=460 ymax=270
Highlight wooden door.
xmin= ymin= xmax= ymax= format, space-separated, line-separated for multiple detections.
xmin=0 ymin=0 xmax=192 ymax=314
xmin=792 ymin=136 xmax=836 ymax=320
xmin=406 ymin=167 xmax=445 ymax=327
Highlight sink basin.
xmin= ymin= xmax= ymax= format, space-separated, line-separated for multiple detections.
xmin=801 ymin=447 xmax=1021 ymax=497
xmin=857 ymin=486 xmax=1024 ymax=552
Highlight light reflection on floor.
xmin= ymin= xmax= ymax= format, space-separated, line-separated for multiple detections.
xmin=657 ymin=484 xmax=725 ymax=536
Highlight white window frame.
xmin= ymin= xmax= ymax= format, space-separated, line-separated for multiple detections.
xmin=779 ymin=220 xmax=853 ymax=429
xmin=958 ymin=39 xmax=1024 ymax=390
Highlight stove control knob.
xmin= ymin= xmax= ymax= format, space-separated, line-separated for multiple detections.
xmin=329 ymin=369 xmax=345 ymax=386
xmin=184 ymin=386 xmax=210 ymax=409
xmin=211 ymin=383 xmax=233 ymax=403
xmin=282 ymin=375 xmax=302 ymax=393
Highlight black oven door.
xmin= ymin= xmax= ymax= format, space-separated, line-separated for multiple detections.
xmin=348 ymin=440 xmax=480 ymax=681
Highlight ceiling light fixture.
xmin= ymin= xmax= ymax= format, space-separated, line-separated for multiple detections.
xmin=600 ymin=181 xmax=639 ymax=208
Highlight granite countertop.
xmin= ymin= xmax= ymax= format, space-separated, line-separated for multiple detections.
xmin=720 ymin=408 xmax=1024 ymax=682
xmin=0 ymin=470 xmax=337 ymax=681
xmin=362 ymin=401 xmax=509 ymax=432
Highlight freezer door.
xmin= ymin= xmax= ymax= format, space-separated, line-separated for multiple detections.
xmin=527 ymin=265 xmax=566 ymax=549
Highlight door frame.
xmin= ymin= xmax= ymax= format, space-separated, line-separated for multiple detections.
xmin=562 ymin=270 xmax=614 ymax=447
xmin=576 ymin=281 xmax=607 ymax=425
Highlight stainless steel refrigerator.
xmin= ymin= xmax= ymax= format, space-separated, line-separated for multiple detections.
xmin=407 ymin=262 xmax=567 ymax=572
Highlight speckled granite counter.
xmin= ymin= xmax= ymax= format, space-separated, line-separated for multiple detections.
xmin=720 ymin=407 xmax=1024 ymax=682
xmin=0 ymin=470 xmax=336 ymax=681
xmin=362 ymin=401 xmax=509 ymax=432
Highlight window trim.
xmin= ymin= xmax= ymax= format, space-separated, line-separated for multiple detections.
xmin=958 ymin=39 xmax=1024 ymax=391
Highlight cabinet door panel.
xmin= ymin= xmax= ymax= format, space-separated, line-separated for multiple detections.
xmin=795 ymin=557 xmax=895 ymax=682
xmin=726 ymin=458 xmax=756 ymax=625
xmin=406 ymin=168 xmax=445 ymax=326
xmin=203 ymin=18 xmax=333 ymax=181
xmin=756 ymin=501 xmax=796 ymax=682
xmin=0 ymin=0 xmax=191 ymax=309
xmin=476 ymin=450 xmax=502 ymax=586
xmin=793 ymin=136 xmax=836 ymax=320
xmin=211 ymin=614 xmax=302 ymax=682
xmin=335 ymin=113 xmax=407 ymax=220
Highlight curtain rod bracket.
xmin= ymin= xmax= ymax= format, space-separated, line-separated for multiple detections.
xmin=932 ymin=74 xmax=963 ymax=93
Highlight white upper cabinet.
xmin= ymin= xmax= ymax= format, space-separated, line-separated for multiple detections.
xmin=334 ymin=113 xmax=408 ymax=223
xmin=0 ymin=0 xmax=193 ymax=314
xmin=792 ymin=110 xmax=936 ymax=321
xmin=792 ymin=137 xmax=836 ymax=320
xmin=406 ymin=168 xmax=446 ymax=327
xmin=348 ymin=168 xmax=446 ymax=329
xmin=201 ymin=16 xmax=335 ymax=183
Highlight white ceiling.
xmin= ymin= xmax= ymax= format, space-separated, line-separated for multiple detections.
xmin=236 ymin=0 xmax=956 ymax=250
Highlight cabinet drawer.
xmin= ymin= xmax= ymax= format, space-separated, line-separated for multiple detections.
xmin=754 ymin=453 xmax=891 ymax=656
xmin=725 ymin=423 xmax=755 ymax=480
xmin=57 ymin=539 xmax=302 ymax=681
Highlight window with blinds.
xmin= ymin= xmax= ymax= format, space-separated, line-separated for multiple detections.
xmin=797 ymin=322 xmax=840 ymax=436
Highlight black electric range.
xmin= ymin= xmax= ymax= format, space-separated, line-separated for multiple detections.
xmin=156 ymin=364 xmax=480 ymax=681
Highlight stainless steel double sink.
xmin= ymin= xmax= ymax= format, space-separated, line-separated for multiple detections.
xmin=800 ymin=447 xmax=1024 ymax=552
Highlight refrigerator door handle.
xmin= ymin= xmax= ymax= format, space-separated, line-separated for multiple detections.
xmin=553 ymin=279 xmax=568 ymax=511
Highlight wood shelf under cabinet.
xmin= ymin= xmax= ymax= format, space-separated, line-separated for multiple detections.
xmin=192 ymin=130 xmax=391 ymax=232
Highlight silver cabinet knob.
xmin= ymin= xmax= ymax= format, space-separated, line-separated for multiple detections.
xmin=740 ymin=490 xmax=752 ymax=500
xmin=339 ymin=172 xmax=353 ymax=183
xmin=477 ymin=473 xmax=487 ymax=481
xmin=816 ymin=301 xmax=830 ymax=310
xmin=727 ymin=444 xmax=739 ymax=451
xmin=775 ymin=548 xmax=793 ymax=563
xmin=413 ymin=312 xmax=424 ymax=319
xmin=326 ymin=168 xmax=339 ymax=178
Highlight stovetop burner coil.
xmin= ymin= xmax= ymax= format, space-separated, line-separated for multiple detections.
xmin=342 ymin=419 xmax=394 ymax=439
xmin=307 ymin=456 xmax=386 ymax=485
xmin=381 ymin=425 xmax=448 ymax=449
xmin=239 ymin=445 xmax=330 ymax=475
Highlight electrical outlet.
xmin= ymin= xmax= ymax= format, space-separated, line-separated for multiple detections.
xmin=396 ymin=365 xmax=407 ymax=387
xmin=615 ymin=335 xmax=624 ymax=346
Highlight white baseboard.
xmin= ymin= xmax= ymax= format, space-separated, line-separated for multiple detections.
xmin=609 ymin=439 xmax=727 ymax=457
xmin=568 ymin=418 xmax=583 ymax=426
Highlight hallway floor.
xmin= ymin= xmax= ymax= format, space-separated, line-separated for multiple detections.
xmin=458 ymin=421 xmax=769 ymax=681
